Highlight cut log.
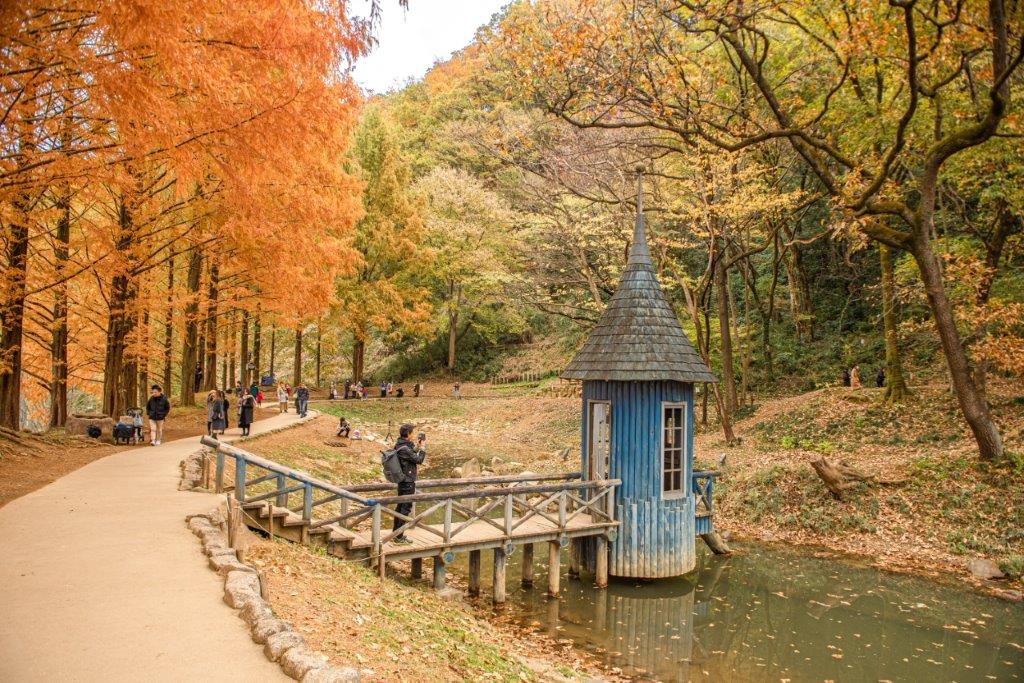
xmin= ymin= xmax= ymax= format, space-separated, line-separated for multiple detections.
xmin=810 ymin=457 xmax=905 ymax=500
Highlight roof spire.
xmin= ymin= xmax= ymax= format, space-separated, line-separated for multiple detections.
xmin=629 ymin=165 xmax=652 ymax=265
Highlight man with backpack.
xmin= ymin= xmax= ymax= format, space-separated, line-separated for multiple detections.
xmin=384 ymin=424 xmax=425 ymax=544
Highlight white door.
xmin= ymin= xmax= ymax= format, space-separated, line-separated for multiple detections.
xmin=588 ymin=401 xmax=611 ymax=480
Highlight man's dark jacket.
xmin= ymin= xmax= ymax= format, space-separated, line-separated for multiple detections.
xmin=394 ymin=437 xmax=425 ymax=482
xmin=296 ymin=386 xmax=310 ymax=401
xmin=146 ymin=394 xmax=171 ymax=421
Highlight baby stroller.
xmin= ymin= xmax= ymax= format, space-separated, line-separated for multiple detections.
xmin=113 ymin=421 xmax=136 ymax=445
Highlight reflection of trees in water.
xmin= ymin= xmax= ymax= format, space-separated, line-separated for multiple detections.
xmin=514 ymin=546 xmax=1024 ymax=682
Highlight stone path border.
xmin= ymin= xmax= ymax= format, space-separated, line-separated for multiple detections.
xmin=186 ymin=511 xmax=359 ymax=682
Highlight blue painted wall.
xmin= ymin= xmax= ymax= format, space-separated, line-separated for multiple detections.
xmin=581 ymin=380 xmax=696 ymax=578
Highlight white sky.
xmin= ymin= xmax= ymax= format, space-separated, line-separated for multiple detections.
xmin=352 ymin=1 xmax=510 ymax=93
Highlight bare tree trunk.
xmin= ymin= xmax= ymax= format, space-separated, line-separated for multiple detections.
xmin=103 ymin=197 xmax=139 ymax=418
xmin=178 ymin=246 xmax=202 ymax=407
xmin=715 ymin=252 xmax=737 ymax=416
xmin=49 ymin=189 xmax=70 ymax=428
xmin=269 ymin=327 xmax=276 ymax=376
xmin=352 ymin=338 xmax=364 ymax=384
xmin=136 ymin=309 xmax=149 ymax=407
xmin=203 ymin=261 xmax=218 ymax=391
xmin=447 ymin=281 xmax=459 ymax=372
xmin=239 ymin=309 xmax=250 ymax=388
xmin=162 ymin=255 xmax=174 ymax=393
xmin=227 ymin=312 xmax=236 ymax=388
xmin=912 ymin=232 xmax=1003 ymax=460
xmin=293 ymin=327 xmax=303 ymax=386
xmin=315 ymin=324 xmax=322 ymax=388
xmin=252 ymin=309 xmax=261 ymax=383
xmin=879 ymin=244 xmax=910 ymax=402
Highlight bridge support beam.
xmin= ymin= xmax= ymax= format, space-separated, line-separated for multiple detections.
xmin=521 ymin=543 xmax=534 ymax=587
xmin=493 ymin=548 xmax=507 ymax=604
xmin=467 ymin=550 xmax=481 ymax=596
xmin=411 ymin=558 xmax=422 ymax=580
xmin=433 ymin=556 xmax=446 ymax=590
xmin=547 ymin=541 xmax=560 ymax=597
xmin=595 ymin=537 xmax=608 ymax=588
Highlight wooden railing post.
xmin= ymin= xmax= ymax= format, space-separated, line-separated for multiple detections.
xmin=215 ymin=450 xmax=225 ymax=493
xmin=302 ymin=483 xmax=313 ymax=521
xmin=504 ymin=495 xmax=513 ymax=537
xmin=235 ymin=457 xmax=247 ymax=502
xmin=371 ymin=505 xmax=382 ymax=571
xmin=275 ymin=473 xmax=287 ymax=508
xmin=443 ymin=499 xmax=452 ymax=544
xmin=558 ymin=490 xmax=567 ymax=530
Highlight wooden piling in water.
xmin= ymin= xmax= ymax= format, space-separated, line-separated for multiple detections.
xmin=468 ymin=550 xmax=481 ymax=596
xmin=548 ymin=541 xmax=560 ymax=597
xmin=521 ymin=543 xmax=535 ymax=587
xmin=595 ymin=537 xmax=609 ymax=588
xmin=493 ymin=548 xmax=507 ymax=604
xmin=411 ymin=558 xmax=422 ymax=580
xmin=568 ymin=538 xmax=581 ymax=578
xmin=433 ymin=556 xmax=446 ymax=590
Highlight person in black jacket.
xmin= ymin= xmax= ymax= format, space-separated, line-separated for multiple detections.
xmin=295 ymin=383 xmax=310 ymax=417
xmin=145 ymin=384 xmax=171 ymax=446
xmin=392 ymin=423 xmax=425 ymax=544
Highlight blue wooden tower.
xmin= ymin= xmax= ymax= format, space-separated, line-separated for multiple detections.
xmin=561 ymin=176 xmax=719 ymax=579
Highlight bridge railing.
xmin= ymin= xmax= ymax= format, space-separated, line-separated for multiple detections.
xmin=692 ymin=470 xmax=720 ymax=515
xmin=201 ymin=436 xmax=619 ymax=561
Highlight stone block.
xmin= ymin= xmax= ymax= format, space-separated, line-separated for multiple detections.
xmin=280 ymin=647 xmax=328 ymax=679
xmin=251 ymin=617 xmax=291 ymax=645
xmin=264 ymin=630 xmax=306 ymax=662
xmin=302 ymin=668 xmax=360 ymax=683
xmin=224 ymin=570 xmax=262 ymax=609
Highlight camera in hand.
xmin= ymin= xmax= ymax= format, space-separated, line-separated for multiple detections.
xmin=417 ymin=432 xmax=426 ymax=442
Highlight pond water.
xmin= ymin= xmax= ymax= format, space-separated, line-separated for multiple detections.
xmin=450 ymin=542 xmax=1023 ymax=682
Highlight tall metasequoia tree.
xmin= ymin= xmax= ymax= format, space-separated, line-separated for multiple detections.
xmin=293 ymin=327 xmax=303 ymax=385
xmin=203 ymin=261 xmax=218 ymax=391
xmin=162 ymin=255 xmax=175 ymax=393
xmin=49 ymin=186 xmax=71 ymax=427
xmin=251 ymin=310 xmax=261 ymax=381
xmin=178 ymin=247 xmax=203 ymax=407
xmin=239 ymin=309 xmax=250 ymax=388
xmin=102 ymin=193 xmax=141 ymax=418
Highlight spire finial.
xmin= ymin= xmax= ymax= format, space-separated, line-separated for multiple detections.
xmin=629 ymin=165 xmax=651 ymax=265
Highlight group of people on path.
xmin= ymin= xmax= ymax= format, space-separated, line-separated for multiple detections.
xmin=206 ymin=382 xmax=266 ymax=437
xmin=332 ymin=379 xmax=423 ymax=400
xmin=842 ymin=365 xmax=887 ymax=389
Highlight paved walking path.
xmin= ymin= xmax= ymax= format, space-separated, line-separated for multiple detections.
xmin=0 ymin=411 xmax=314 ymax=682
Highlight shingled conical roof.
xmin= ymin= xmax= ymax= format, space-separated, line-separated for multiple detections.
xmin=561 ymin=176 xmax=717 ymax=383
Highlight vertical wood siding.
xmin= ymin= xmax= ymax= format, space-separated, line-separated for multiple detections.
xmin=581 ymin=380 xmax=697 ymax=578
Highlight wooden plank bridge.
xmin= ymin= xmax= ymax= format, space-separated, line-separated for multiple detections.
xmin=200 ymin=436 xmax=621 ymax=602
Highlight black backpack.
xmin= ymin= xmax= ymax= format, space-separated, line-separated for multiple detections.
xmin=381 ymin=448 xmax=405 ymax=484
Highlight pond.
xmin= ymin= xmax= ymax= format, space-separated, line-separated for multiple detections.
xmin=452 ymin=542 xmax=1023 ymax=682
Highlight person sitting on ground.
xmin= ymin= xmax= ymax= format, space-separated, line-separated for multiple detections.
xmin=336 ymin=416 xmax=351 ymax=438
xmin=392 ymin=424 xmax=426 ymax=544
xmin=145 ymin=384 xmax=171 ymax=446
xmin=396 ymin=386 xmax=404 ymax=398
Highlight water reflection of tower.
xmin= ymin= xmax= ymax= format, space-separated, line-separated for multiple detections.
xmin=518 ymin=550 xmax=733 ymax=681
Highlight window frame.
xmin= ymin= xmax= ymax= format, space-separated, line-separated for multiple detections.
xmin=586 ymin=399 xmax=612 ymax=481
xmin=660 ymin=401 xmax=688 ymax=500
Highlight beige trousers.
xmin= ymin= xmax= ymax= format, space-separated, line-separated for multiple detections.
xmin=149 ymin=419 xmax=165 ymax=443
